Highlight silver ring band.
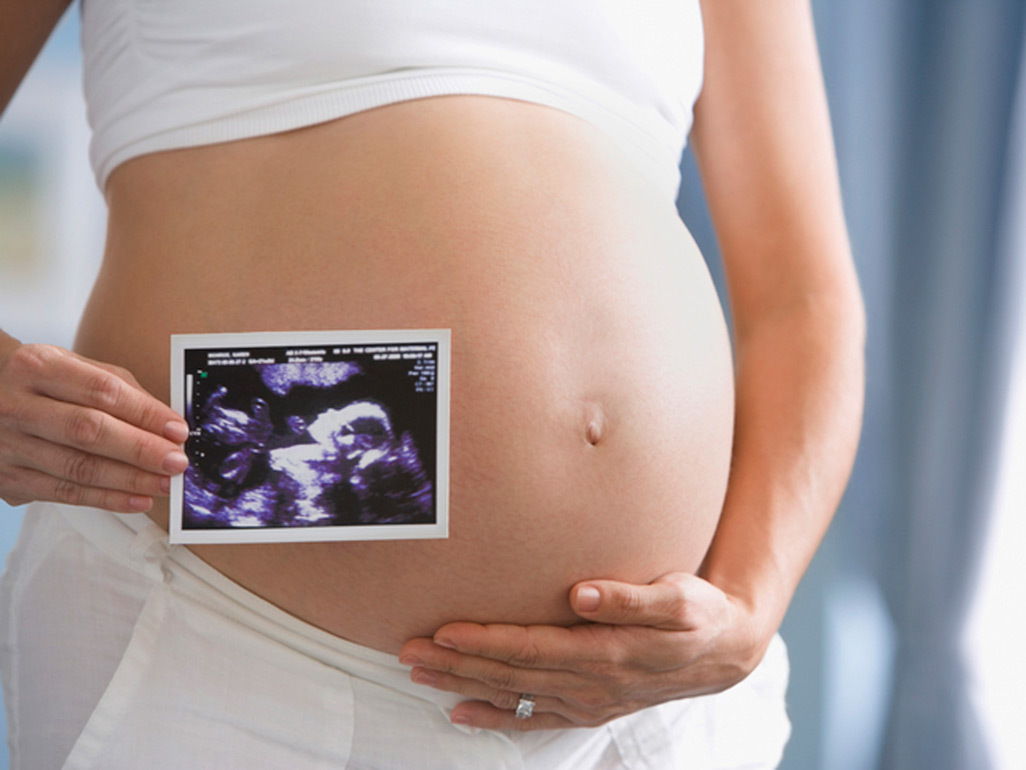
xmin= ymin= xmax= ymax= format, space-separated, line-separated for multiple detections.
xmin=514 ymin=694 xmax=536 ymax=720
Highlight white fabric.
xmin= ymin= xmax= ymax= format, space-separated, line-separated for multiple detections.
xmin=1 ymin=504 xmax=791 ymax=769
xmin=79 ymin=0 xmax=705 ymax=198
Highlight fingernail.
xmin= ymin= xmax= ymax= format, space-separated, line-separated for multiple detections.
xmin=159 ymin=477 xmax=171 ymax=494
xmin=129 ymin=495 xmax=152 ymax=511
xmin=451 ymin=713 xmax=472 ymax=726
xmin=162 ymin=451 xmax=189 ymax=474
xmin=164 ymin=421 xmax=189 ymax=443
xmin=399 ymin=655 xmax=425 ymax=667
xmin=411 ymin=669 xmax=437 ymax=686
xmin=576 ymin=585 xmax=601 ymax=612
xmin=435 ymin=638 xmax=458 ymax=650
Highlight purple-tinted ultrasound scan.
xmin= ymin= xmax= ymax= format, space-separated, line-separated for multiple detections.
xmin=169 ymin=331 xmax=449 ymax=544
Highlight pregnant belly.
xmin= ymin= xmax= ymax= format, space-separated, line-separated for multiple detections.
xmin=75 ymin=97 xmax=735 ymax=653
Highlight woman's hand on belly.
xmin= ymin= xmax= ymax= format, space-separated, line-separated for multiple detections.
xmin=0 ymin=337 xmax=190 ymax=512
xmin=397 ymin=572 xmax=769 ymax=730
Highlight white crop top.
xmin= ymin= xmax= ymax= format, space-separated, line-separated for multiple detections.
xmin=80 ymin=0 xmax=705 ymax=199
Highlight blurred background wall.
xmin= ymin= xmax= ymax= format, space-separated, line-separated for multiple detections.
xmin=2 ymin=2 xmax=1025 ymax=768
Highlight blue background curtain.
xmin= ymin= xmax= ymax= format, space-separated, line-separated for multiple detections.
xmin=678 ymin=1 xmax=1026 ymax=768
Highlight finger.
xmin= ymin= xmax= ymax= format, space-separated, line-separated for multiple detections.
xmin=4 ymin=465 xmax=154 ymax=512
xmin=400 ymin=640 xmax=576 ymax=696
xmin=44 ymin=355 xmax=188 ymax=442
xmin=10 ymin=345 xmax=187 ymax=442
xmin=408 ymin=667 xmax=574 ymax=717
xmin=407 ymin=618 xmax=705 ymax=679
xmin=408 ymin=665 xmax=632 ymax=729
xmin=83 ymin=357 xmax=145 ymax=391
xmin=448 ymin=700 xmax=582 ymax=732
xmin=81 ymin=358 xmax=191 ymax=439
xmin=410 ymin=665 xmax=523 ymax=709
xmin=570 ymin=573 xmax=720 ymax=629
xmin=423 ymin=622 xmax=627 ymax=671
xmin=13 ymin=433 xmax=170 ymax=496
xmin=18 ymin=397 xmax=188 ymax=476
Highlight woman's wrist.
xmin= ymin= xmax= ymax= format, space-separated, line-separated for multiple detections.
xmin=698 ymin=530 xmax=796 ymax=651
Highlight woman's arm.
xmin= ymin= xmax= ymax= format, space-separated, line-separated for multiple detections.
xmin=397 ymin=0 xmax=865 ymax=730
xmin=0 ymin=5 xmax=192 ymax=512
xmin=689 ymin=0 xmax=865 ymax=653
xmin=0 ymin=0 xmax=72 ymax=116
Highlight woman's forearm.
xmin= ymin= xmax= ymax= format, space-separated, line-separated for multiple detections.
xmin=700 ymin=289 xmax=866 ymax=645
xmin=0 ymin=0 xmax=71 ymax=116
xmin=688 ymin=0 xmax=865 ymax=648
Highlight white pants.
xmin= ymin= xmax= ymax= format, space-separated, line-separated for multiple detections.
xmin=1 ymin=503 xmax=791 ymax=769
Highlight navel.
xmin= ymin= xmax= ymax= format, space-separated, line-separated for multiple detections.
xmin=582 ymin=402 xmax=605 ymax=446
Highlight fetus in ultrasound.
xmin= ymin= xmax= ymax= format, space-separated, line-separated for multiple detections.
xmin=270 ymin=401 xmax=432 ymax=525
xmin=195 ymin=386 xmax=273 ymax=495
xmin=183 ymin=383 xmax=432 ymax=530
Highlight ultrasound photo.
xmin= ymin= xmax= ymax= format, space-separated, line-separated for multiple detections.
xmin=169 ymin=330 xmax=450 ymax=544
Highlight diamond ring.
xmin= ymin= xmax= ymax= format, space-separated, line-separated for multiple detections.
xmin=514 ymin=694 xmax=536 ymax=720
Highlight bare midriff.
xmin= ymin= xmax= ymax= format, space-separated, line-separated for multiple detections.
xmin=74 ymin=96 xmax=735 ymax=653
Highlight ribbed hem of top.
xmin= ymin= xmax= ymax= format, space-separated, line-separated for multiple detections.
xmin=91 ymin=68 xmax=685 ymax=198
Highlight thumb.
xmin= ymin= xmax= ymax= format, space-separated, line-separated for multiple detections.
xmin=570 ymin=573 xmax=706 ymax=629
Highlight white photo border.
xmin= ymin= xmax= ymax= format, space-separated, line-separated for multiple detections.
xmin=169 ymin=328 xmax=450 ymax=544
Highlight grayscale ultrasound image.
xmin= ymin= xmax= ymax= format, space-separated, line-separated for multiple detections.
xmin=180 ymin=344 xmax=438 ymax=530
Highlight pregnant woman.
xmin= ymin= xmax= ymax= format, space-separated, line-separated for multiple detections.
xmin=0 ymin=0 xmax=864 ymax=767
